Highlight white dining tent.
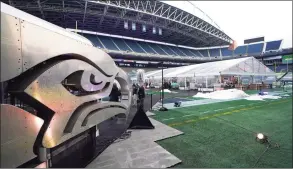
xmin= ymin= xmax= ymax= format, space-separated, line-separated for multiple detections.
xmin=145 ymin=57 xmax=276 ymax=88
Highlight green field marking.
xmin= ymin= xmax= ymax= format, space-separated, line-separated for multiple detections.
xmin=167 ymin=99 xmax=290 ymax=127
xmin=156 ymin=97 xmax=292 ymax=168
xmin=152 ymin=98 xmax=282 ymax=122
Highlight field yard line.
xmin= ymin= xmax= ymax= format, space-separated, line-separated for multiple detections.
xmin=168 ymin=99 xmax=290 ymax=127
xmin=162 ymin=118 xmax=175 ymax=121
xmin=214 ymin=108 xmax=224 ymax=112
xmin=162 ymin=98 xmax=290 ymax=122
xmin=200 ymin=111 xmax=210 ymax=114
xmin=183 ymin=114 xmax=197 ymax=117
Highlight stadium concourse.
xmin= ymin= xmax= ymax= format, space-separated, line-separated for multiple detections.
xmin=1 ymin=0 xmax=292 ymax=168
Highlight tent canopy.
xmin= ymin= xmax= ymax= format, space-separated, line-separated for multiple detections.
xmin=145 ymin=57 xmax=276 ymax=79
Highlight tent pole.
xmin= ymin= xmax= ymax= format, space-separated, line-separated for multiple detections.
xmin=184 ymin=77 xmax=187 ymax=90
xmin=205 ymin=77 xmax=208 ymax=88
xmin=159 ymin=62 xmax=168 ymax=111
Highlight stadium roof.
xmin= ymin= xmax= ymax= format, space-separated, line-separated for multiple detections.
xmin=145 ymin=57 xmax=276 ymax=78
xmin=2 ymin=0 xmax=233 ymax=48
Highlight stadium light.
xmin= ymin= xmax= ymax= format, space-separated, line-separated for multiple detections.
xmin=124 ymin=21 xmax=128 ymax=29
xmin=152 ymin=27 xmax=156 ymax=34
xmin=132 ymin=22 xmax=136 ymax=31
xmin=158 ymin=28 xmax=162 ymax=35
xmin=142 ymin=25 xmax=146 ymax=32
xmin=256 ymin=133 xmax=268 ymax=144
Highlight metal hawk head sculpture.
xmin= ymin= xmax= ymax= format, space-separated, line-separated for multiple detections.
xmin=1 ymin=2 xmax=131 ymax=168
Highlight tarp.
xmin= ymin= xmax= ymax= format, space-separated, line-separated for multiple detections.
xmin=145 ymin=57 xmax=276 ymax=79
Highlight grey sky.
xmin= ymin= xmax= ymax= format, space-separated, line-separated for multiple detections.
xmin=164 ymin=1 xmax=292 ymax=48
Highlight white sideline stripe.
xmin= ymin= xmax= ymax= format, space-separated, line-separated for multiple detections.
xmin=162 ymin=118 xmax=175 ymax=121
xmin=200 ymin=111 xmax=210 ymax=114
xmin=183 ymin=114 xmax=196 ymax=117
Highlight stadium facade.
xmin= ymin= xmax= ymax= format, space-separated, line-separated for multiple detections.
xmin=2 ymin=0 xmax=292 ymax=73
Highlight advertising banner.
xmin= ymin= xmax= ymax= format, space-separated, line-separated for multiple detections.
xmin=282 ymin=54 xmax=293 ymax=64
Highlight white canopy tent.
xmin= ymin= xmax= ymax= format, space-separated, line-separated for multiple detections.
xmin=145 ymin=57 xmax=276 ymax=79
xmin=145 ymin=57 xmax=276 ymax=89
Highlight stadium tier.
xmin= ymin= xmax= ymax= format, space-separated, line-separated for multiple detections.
xmin=79 ymin=33 xmax=283 ymax=58
xmin=265 ymin=40 xmax=282 ymax=51
xmin=267 ymin=64 xmax=292 ymax=73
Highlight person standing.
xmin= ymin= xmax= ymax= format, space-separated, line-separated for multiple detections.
xmin=109 ymin=83 xmax=121 ymax=102
xmin=137 ymin=84 xmax=145 ymax=110
xmin=132 ymin=83 xmax=138 ymax=106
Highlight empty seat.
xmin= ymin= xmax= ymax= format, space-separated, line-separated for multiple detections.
xmin=178 ymin=47 xmax=194 ymax=57
xmin=147 ymin=43 xmax=167 ymax=55
xmin=221 ymin=48 xmax=233 ymax=57
xmin=123 ymin=39 xmax=146 ymax=53
xmin=247 ymin=43 xmax=264 ymax=54
xmin=98 ymin=36 xmax=119 ymax=50
xmin=265 ymin=40 xmax=282 ymax=51
xmin=158 ymin=44 xmax=176 ymax=55
xmin=82 ymin=34 xmax=104 ymax=48
xmin=165 ymin=46 xmax=180 ymax=56
xmin=172 ymin=47 xmax=187 ymax=56
xmin=198 ymin=50 xmax=209 ymax=57
xmin=136 ymin=41 xmax=157 ymax=54
xmin=187 ymin=49 xmax=200 ymax=57
xmin=111 ymin=38 xmax=131 ymax=51
xmin=193 ymin=50 xmax=204 ymax=57
xmin=234 ymin=45 xmax=247 ymax=55
xmin=209 ymin=48 xmax=220 ymax=57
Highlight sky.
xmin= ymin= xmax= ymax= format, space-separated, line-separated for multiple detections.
xmin=164 ymin=1 xmax=292 ymax=48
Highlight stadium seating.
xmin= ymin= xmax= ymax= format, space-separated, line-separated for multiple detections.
xmin=82 ymin=34 xmax=104 ymax=48
xmin=136 ymin=41 xmax=156 ymax=54
xmin=123 ymin=39 xmax=146 ymax=53
xmin=221 ymin=48 xmax=233 ymax=57
xmin=158 ymin=44 xmax=177 ymax=56
xmin=111 ymin=37 xmax=132 ymax=51
xmin=265 ymin=40 xmax=282 ymax=51
xmin=247 ymin=43 xmax=264 ymax=54
xmin=209 ymin=48 xmax=220 ymax=57
xmin=81 ymin=33 xmax=287 ymax=59
xmin=171 ymin=47 xmax=187 ymax=56
xmin=234 ymin=45 xmax=247 ymax=55
xmin=147 ymin=43 xmax=168 ymax=55
xmin=97 ymin=36 xmax=119 ymax=50
xmin=178 ymin=47 xmax=195 ymax=57
xmin=267 ymin=64 xmax=291 ymax=73
xmin=198 ymin=50 xmax=209 ymax=57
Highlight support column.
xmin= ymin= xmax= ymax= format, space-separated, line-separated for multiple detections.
xmin=184 ymin=77 xmax=187 ymax=90
xmin=205 ymin=77 xmax=208 ymax=88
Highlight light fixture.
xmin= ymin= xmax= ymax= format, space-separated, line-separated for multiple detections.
xmin=256 ymin=133 xmax=268 ymax=144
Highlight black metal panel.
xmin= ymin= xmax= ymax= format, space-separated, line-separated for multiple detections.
xmin=244 ymin=37 xmax=265 ymax=44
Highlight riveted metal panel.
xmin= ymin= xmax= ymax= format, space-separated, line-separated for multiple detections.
xmin=0 ymin=104 xmax=44 ymax=168
xmin=20 ymin=20 xmax=117 ymax=79
xmin=0 ymin=13 xmax=22 ymax=82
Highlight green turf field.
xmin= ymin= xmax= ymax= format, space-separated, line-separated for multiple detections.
xmin=152 ymin=96 xmax=292 ymax=168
